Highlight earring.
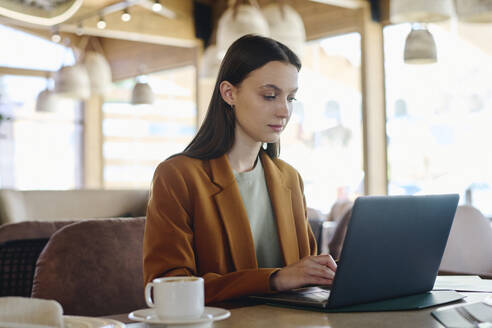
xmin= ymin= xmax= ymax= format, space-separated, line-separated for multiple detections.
xmin=230 ymin=104 xmax=235 ymax=110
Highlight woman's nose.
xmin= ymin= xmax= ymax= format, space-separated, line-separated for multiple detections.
xmin=276 ymin=100 xmax=291 ymax=118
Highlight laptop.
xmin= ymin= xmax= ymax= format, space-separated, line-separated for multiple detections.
xmin=251 ymin=194 xmax=463 ymax=311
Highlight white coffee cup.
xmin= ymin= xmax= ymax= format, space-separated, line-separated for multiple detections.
xmin=145 ymin=276 xmax=204 ymax=320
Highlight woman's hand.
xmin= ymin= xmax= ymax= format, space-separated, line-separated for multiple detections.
xmin=270 ymin=255 xmax=337 ymax=292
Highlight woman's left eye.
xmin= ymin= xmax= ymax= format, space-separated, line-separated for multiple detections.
xmin=287 ymin=96 xmax=297 ymax=103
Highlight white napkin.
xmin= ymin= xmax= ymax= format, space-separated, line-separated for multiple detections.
xmin=0 ymin=297 xmax=64 ymax=328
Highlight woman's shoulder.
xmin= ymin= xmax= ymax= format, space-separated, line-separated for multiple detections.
xmin=154 ymin=154 xmax=207 ymax=178
xmin=270 ymin=156 xmax=300 ymax=177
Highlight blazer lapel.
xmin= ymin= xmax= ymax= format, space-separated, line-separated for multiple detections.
xmin=260 ymin=152 xmax=300 ymax=266
xmin=210 ymin=155 xmax=258 ymax=270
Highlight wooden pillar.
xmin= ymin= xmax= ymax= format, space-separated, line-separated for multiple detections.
xmin=82 ymin=95 xmax=103 ymax=188
xmin=360 ymin=6 xmax=388 ymax=195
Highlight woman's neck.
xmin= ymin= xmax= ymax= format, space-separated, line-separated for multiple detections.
xmin=227 ymin=130 xmax=262 ymax=173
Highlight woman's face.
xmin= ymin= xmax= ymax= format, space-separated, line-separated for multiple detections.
xmin=224 ymin=60 xmax=299 ymax=145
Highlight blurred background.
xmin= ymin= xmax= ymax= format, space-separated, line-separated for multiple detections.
xmin=0 ymin=0 xmax=491 ymax=218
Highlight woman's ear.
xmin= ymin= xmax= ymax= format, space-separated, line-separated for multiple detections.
xmin=219 ymin=81 xmax=235 ymax=106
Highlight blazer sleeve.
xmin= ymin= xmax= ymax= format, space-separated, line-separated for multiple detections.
xmin=143 ymin=160 xmax=280 ymax=304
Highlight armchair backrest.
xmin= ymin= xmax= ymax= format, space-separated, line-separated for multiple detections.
xmin=440 ymin=205 xmax=492 ymax=275
xmin=0 ymin=220 xmax=76 ymax=297
xmin=31 ymin=217 xmax=146 ymax=316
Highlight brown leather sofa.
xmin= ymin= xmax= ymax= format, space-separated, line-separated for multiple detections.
xmin=0 ymin=188 xmax=149 ymax=315
xmin=0 ymin=189 xmax=149 ymax=225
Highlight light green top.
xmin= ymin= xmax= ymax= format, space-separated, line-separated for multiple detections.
xmin=233 ymin=158 xmax=284 ymax=268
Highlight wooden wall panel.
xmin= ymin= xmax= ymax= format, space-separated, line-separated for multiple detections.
xmin=102 ymin=38 xmax=197 ymax=81
xmin=298 ymin=5 xmax=362 ymax=39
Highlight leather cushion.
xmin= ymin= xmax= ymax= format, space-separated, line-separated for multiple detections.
xmin=31 ymin=217 xmax=146 ymax=316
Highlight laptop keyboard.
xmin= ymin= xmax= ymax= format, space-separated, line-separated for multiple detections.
xmin=249 ymin=286 xmax=331 ymax=308
xmin=286 ymin=287 xmax=331 ymax=302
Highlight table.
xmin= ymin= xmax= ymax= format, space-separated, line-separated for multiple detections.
xmin=118 ymin=292 xmax=492 ymax=328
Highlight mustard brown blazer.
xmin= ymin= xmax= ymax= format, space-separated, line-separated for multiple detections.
xmin=143 ymin=150 xmax=317 ymax=304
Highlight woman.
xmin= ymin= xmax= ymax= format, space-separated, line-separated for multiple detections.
xmin=143 ymin=34 xmax=337 ymax=304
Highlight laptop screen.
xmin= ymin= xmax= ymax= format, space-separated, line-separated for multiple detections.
xmin=328 ymin=194 xmax=459 ymax=308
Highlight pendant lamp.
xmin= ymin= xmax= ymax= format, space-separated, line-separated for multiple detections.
xmin=216 ymin=3 xmax=270 ymax=59
xmin=262 ymin=3 xmax=306 ymax=57
xmin=404 ymin=26 xmax=437 ymax=64
xmin=131 ymin=82 xmax=154 ymax=105
xmin=36 ymin=89 xmax=60 ymax=112
xmin=455 ymin=0 xmax=492 ymax=23
xmin=390 ymin=0 xmax=453 ymax=23
xmin=83 ymin=51 xmax=112 ymax=96
xmin=53 ymin=64 xmax=91 ymax=99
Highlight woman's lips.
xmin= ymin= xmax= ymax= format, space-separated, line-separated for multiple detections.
xmin=268 ymin=124 xmax=284 ymax=132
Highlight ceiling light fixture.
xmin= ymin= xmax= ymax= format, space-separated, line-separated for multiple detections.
xmin=36 ymin=89 xmax=60 ymax=112
xmin=455 ymin=0 xmax=492 ymax=22
xmin=403 ymin=25 xmax=437 ymax=64
xmin=97 ymin=16 xmax=106 ymax=29
xmin=217 ymin=1 xmax=270 ymax=59
xmin=51 ymin=29 xmax=61 ymax=43
xmin=53 ymin=64 xmax=91 ymax=99
xmin=262 ymin=3 xmax=306 ymax=58
xmin=390 ymin=0 xmax=453 ymax=23
xmin=131 ymin=81 xmax=154 ymax=105
xmin=36 ymin=77 xmax=60 ymax=112
xmin=121 ymin=8 xmax=131 ymax=22
xmin=152 ymin=0 xmax=162 ymax=12
xmin=75 ymin=23 xmax=84 ymax=36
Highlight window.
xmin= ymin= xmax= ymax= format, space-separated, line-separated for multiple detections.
xmin=0 ymin=25 xmax=81 ymax=190
xmin=0 ymin=24 xmax=74 ymax=71
xmin=0 ymin=75 xmax=82 ymax=189
xmin=281 ymin=33 xmax=364 ymax=214
xmin=102 ymin=66 xmax=197 ymax=188
xmin=384 ymin=23 xmax=492 ymax=217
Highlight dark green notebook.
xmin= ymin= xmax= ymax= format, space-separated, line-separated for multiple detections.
xmin=264 ymin=290 xmax=465 ymax=313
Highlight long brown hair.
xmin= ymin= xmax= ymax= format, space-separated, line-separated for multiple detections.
xmin=182 ymin=34 xmax=301 ymax=159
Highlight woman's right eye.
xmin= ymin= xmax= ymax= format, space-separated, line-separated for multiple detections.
xmin=263 ymin=95 xmax=276 ymax=100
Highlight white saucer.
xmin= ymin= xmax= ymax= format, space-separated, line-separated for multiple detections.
xmin=128 ymin=307 xmax=231 ymax=325
xmin=64 ymin=315 xmax=125 ymax=328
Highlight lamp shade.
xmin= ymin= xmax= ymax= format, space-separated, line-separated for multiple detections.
xmin=455 ymin=0 xmax=492 ymax=23
xmin=262 ymin=3 xmax=306 ymax=57
xmin=390 ymin=0 xmax=453 ymax=23
xmin=35 ymin=89 xmax=60 ymax=112
xmin=216 ymin=4 xmax=270 ymax=59
xmin=83 ymin=51 xmax=112 ymax=96
xmin=200 ymin=45 xmax=221 ymax=79
xmin=404 ymin=27 xmax=437 ymax=64
xmin=53 ymin=64 xmax=91 ymax=99
xmin=131 ymin=82 xmax=154 ymax=105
